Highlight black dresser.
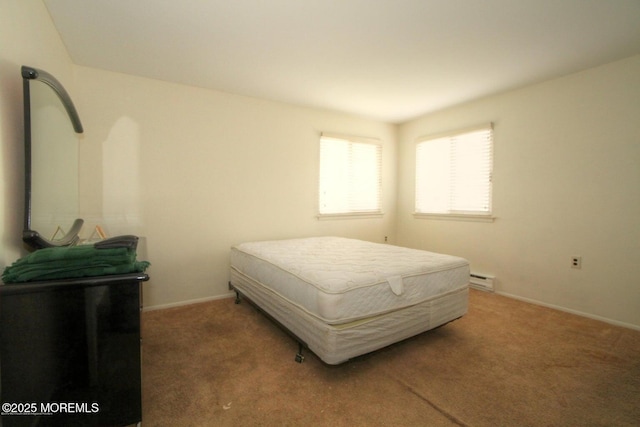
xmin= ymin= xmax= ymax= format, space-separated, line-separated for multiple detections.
xmin=0 ymin=273 xmax=149 ymax=427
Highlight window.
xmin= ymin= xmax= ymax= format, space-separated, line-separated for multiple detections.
xmin=415 ymin=124 xmax=493 ymax=217
xmin=319 ymin=134 xmax=382 ymax=216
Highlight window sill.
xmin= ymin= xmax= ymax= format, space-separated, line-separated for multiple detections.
xmin=413 ymin=213 xmax=495 ymax=223
xmin=317 ymin=212 xmax=384 ymax=220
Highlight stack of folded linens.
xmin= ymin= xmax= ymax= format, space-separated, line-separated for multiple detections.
xmin=2 ymin=244 xmax=150 ymax=283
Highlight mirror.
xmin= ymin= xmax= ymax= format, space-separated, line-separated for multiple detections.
xmin=22 ymin=66 xmax=84 ymax=250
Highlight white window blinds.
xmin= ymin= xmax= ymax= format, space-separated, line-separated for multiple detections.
xmin=319 ymin=134 xmax=382 ymax=215
xmin=415 ymin=124 xmax=493 ymax=215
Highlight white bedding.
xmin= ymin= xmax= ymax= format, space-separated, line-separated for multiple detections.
xmin=230 ymin=236 xmax=469 ymax=325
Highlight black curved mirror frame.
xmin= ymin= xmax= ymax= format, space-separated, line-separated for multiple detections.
xmin=22 ymin=65 xmax=84 ymax=250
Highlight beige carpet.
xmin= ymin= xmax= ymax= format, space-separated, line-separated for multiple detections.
xmin=141 ymin=289 xmax=640 ymax=426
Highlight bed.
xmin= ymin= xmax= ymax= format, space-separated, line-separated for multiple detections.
xmin=229 ymin=236 xmax=469 ymax=365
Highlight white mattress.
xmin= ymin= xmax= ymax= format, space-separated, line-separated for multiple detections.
xmin=230 ymin=236 xmax=470 ymax=325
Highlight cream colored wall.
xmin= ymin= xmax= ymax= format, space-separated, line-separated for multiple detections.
xmin=0 ymin=0 xmax=76 ymax=268
xmin=2 ymin=1 xmax=638 ymax=330
xmin=397 ymin=55 xmax=640 ymax=329
xmin=73 ymin=66 xmax=397 ymax=308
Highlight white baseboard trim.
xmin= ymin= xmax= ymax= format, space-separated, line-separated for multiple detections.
xmin=495 ymin=291 xmax=640 ymax=332
xmin=143 ymin=292 xmax=235 ymax=312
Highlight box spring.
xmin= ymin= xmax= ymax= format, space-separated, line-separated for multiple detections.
xmin=231 ymin=268 xmax=467 ymax=365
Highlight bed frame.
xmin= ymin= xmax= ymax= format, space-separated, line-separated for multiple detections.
xmin=231 ymin=282 xmax=310 ymax=363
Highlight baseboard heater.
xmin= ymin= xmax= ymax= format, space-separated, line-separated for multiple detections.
xmin=469 ymin=273 xmax=495 ymax=292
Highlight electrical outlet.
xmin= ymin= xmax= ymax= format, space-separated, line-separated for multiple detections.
xmin=571 ymin=256 xmax=582 ymax=269
xmin=384 ymin=236 xmax=388 ymax=242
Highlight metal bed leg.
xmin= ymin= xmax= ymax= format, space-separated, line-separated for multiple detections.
xmin=295 ymin=342 xmax=305 ymax=363
xmin=230 ymin=282 xmax=242 ymax=304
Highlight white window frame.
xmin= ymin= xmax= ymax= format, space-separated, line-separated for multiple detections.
xmin=318 ymin=133 xmax=383 ymax=218
xmin=414 ymin=123 xmax=494 ymax=222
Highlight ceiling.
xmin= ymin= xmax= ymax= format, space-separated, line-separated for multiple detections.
xmin=44 ymin=0 xmax=640 ymax=123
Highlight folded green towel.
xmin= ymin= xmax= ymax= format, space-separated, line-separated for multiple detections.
xmin=9 ymin=245 xmax=134 ymax=265
xmin=2 ymin=245 xmax=150 ymax=283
